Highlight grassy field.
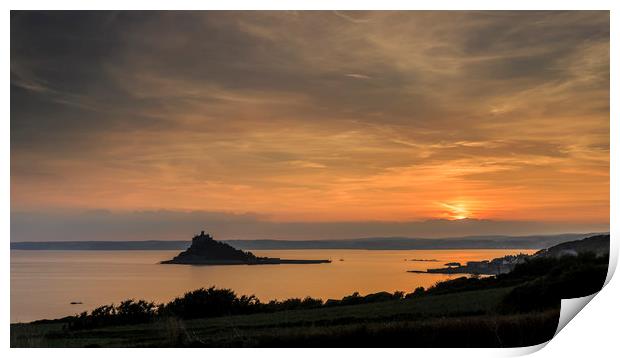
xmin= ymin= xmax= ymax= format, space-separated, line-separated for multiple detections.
xmin=11 ymin=286 xmax=559 ymax=347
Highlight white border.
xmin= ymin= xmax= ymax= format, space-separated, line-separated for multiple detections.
xmin=3 ymin=1 xmax=618 ymax=11
xmin=3 ymin=1 xmax=618 ymax=357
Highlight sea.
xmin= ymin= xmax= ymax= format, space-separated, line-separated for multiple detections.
xmin=10 ymin=249 xmax=535 ymax=323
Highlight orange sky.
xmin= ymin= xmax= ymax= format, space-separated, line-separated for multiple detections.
xmin=11 ymin=11 xmax=609 ymax=228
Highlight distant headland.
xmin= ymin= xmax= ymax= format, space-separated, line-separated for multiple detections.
xmin=161 ymin=231 xmax=331 ymax=265
xmin=408 ymin=234 xmax=610 ymax=275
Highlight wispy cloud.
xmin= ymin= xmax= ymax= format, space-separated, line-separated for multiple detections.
xmin=345 ymin=73 xmax=372 ymax=80
xmin=10 ymin=11 xmax=609 ymax=230
xmin=333 ymin=11 xmax=373 ymax=24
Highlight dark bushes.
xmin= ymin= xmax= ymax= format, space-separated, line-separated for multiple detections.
xmin=263 ymin=296 xmax=324 ymax=312
xmin=66 ymin=288 xmax=406 ymax=330
xmin=68 ymin=300 xmax=156 ymax=330
xmin=160 ymin=287 xmax=257 ymax=319
xmin=405 ymin=286 xmax=425 ymax=298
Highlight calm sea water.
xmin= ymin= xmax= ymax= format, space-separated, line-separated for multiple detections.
xmin=10 ymin=249 xmax=535 ymax=323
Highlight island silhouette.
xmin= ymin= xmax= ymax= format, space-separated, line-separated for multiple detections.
xmin=161 ymin=231 xmax=331 ymax=265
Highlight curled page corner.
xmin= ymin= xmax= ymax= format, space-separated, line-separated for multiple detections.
xmin=514 ymin=293 xmax=601 ymax=356
xmin=506 ymin=341 xmax=549 ymax=356
xmin=554 ymin=292 xmax=598 ymax=337
xmin=604 ymin=234 xmax=618 ymax=287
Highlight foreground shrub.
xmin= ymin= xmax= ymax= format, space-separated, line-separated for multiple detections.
xmin=68 ymin=299 xmax=156 ymax=330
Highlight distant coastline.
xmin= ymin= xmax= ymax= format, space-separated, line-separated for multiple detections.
xmin=409 ymin=235 xmax=609 ymax=275
xmin=10 ymin=232 xmax=607 ymax=251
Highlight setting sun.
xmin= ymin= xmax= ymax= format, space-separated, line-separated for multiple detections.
xmin=440 ymin=202 xmax=471 ymax=220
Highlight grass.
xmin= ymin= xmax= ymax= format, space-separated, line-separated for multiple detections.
xmin=11 ymin=286 xmax=559 ymax=348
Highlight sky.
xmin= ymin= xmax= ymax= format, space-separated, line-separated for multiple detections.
xmin=10 ymin=11 xmax=609 ymax=241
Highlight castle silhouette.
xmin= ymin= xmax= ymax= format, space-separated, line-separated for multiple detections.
xmin=192 ymin=230 xmax=214 ymax=243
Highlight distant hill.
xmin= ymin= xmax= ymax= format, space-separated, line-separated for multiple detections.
xmin=534 ymin=234 xmax=610 ymax=258
xmin=10 ymin=232 xmax=606 ymax=251
xmin=225 ymin=233 xmax=601 ymax=250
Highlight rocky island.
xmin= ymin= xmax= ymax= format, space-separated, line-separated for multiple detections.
xmin=161 ymin=231 xmax=331 ymax=265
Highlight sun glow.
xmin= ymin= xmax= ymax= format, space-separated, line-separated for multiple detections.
xmin=440 ymin=202 xmax=471 ymax=220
